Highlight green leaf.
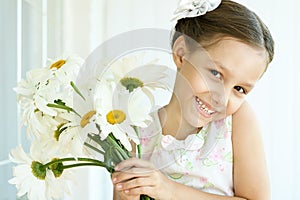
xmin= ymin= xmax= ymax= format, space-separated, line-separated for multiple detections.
xmin=70 ymin=81 xmax=86 ymax=100
xmin=54 ymin=99 xmax=66 ymax=106
xmin=47 ymin=99 xmax=80 ymax=117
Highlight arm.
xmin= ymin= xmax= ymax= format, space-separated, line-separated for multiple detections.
xmin=112 ymin=158 xmax=245 ymax=200
xmin=112 ymin=101 xmax=270 ymax=200
xmin=170 ymin=102 xmax=270 ymax=200
xmin=231 ymin=101 xmax=270 ymax=200
xmin=169 ymin=101 xmax=270 ymax=200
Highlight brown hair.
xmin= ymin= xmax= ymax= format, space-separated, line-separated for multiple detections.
xmin=172 ymin=0 xmax=274 ymax=64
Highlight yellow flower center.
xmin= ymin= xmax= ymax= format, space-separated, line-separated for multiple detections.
xmin=80 ymin=110 xmax=96 ymax=128
xmin=106 ymin=110 xmax=126 ymax=125
xmin=50 ymin=59 xmax=66 ymax=69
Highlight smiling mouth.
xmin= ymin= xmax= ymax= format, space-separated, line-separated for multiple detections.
xmin=195 ymin=96 xmax=216 ymax=116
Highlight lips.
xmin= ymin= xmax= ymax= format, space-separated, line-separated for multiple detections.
xmin=195 ymin=96 xmax=216 ymax=117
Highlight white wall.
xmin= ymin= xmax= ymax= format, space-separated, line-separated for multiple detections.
xmin=239 ymin=1 xmax=300 ymax=199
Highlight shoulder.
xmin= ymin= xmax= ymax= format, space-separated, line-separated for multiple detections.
xmin=231 ymin=101 xmax=265 ymax=151
xmin=231 ymin=101 xmax=270 ymax=199
xmin=232 ymin=100 xmax=260 ymax=132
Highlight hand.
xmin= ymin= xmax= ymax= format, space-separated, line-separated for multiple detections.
xmin=112 ymin=158 xmax=173 ymax=200
xmin=113 ymin=188 xmax=140 ymax=200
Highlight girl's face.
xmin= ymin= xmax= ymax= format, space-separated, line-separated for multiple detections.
xmin=172 ymin=37 xmax=268 ymax=128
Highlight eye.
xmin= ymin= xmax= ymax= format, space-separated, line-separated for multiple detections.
xmin=234 ymin=86 xmax=246 ymax=94
xmin=210 ymin=69 xmax=222 ymax=80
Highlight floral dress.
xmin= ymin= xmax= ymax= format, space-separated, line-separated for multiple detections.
xmin=139 ymin=111 xmax=234 ymax=196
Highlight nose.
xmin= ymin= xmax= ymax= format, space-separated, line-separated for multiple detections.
xmin=211 ymin=93 xmax=224 ymax=106
xmin=210 ymin=91 xmax=228 ymax=108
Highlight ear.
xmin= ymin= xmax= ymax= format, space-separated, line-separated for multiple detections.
xmin=172 ymin=36 xmax=188 ymax=69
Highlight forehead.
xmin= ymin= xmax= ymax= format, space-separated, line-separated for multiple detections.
xmin=187 ymin=38 xmax=268 ymax=80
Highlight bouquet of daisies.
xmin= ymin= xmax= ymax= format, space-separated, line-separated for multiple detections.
xmin=9 ymin=53 xmax=170 ymax=200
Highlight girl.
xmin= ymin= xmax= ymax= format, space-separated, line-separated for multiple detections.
xmin=112 ymin=0 xmax=274 ymax=199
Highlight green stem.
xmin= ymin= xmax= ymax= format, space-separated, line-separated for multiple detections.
xmin=43 ymin=157 xmax=113 ymax=171
xmin=107 ymin=134 xmax=130 ymax=160
xmin=113 ymin=147 xmax=126 ymax=162
xmin=133 ymin=126 xmax=142 ymax=159
xmin=140 ymin=195 xmax=153 ymax=200
xmin=63 ymin=162 xmax=107 ymax=169
xmin=84 ymin=142 xmax=105 ymax=154
xmin=137 ymin=145 xmax=142 ymax=159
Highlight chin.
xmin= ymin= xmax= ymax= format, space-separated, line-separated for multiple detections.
xmin=190 ymin=117 xmax=210 ymax=129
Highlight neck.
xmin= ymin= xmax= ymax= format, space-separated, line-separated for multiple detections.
xmin=158 ymin=96 xmax=200 ymax=140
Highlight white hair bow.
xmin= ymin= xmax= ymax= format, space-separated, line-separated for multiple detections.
xmin=172 ymin=0 xmax=222 ymax=22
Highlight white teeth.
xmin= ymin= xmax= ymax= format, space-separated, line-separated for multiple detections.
xmin=207 ymin=110 xmax=214 ymax=114
xmin=195 ymin=96 xmax=215 ymax=115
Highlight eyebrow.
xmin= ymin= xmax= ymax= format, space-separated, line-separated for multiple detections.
xmin=213 ymin=61 xmax=255 ymax=88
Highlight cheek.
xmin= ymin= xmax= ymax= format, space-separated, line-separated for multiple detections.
xmin=185 ymin=68 xmax=210 ymax=92
xmin=176 ymin=69 xmax=207 ymax=94
xmin=189 ymin=76 xmax=209 ymax=92
xmin=226 ymin=99 xmax=245 ymax=116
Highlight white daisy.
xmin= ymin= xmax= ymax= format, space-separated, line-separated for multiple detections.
xmin=57 ymin=113 xmax=98 ymax=157
xmin=104 ymin=52 xmax=157 ymax=80
xmin=102 ymin=53 xmax=172 ymax=105
xmin=116 ymin=63 xmax=172 ymax=105
xmin=48 ymin=54 xmax=84 ymax=90
xmin=14 ymin=67 xmax=65 ymax=138
xmin=94 ymin=80 xmax=152 ymax=151
xmin=8 ymin=145 xmax=72 ymax=200
xmin=17 ymin=94 xmax=69 ymax=139
xmin=52 ymin=83 xmax=102 ymax=157
xmin=15 ymin=69 xmax=58 ymax=113
xmin=28 ymin=115 xmax=87 ymax=158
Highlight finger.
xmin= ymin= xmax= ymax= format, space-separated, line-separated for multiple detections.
xmin=117 ymin=190 xmax=140 ymax=200
xmin=123 ymin=186 xmax=154 ymax=198
xmin=115 ymin=177 xmax=155 ymax=191
xmin=115 ymin=158 xmax=154 ymax=171
xmin=113 ymin=167 xmax=155 ymax=184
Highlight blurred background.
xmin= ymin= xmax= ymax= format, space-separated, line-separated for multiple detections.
xmin=0 ymin=0 xmax=299 ymax=199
